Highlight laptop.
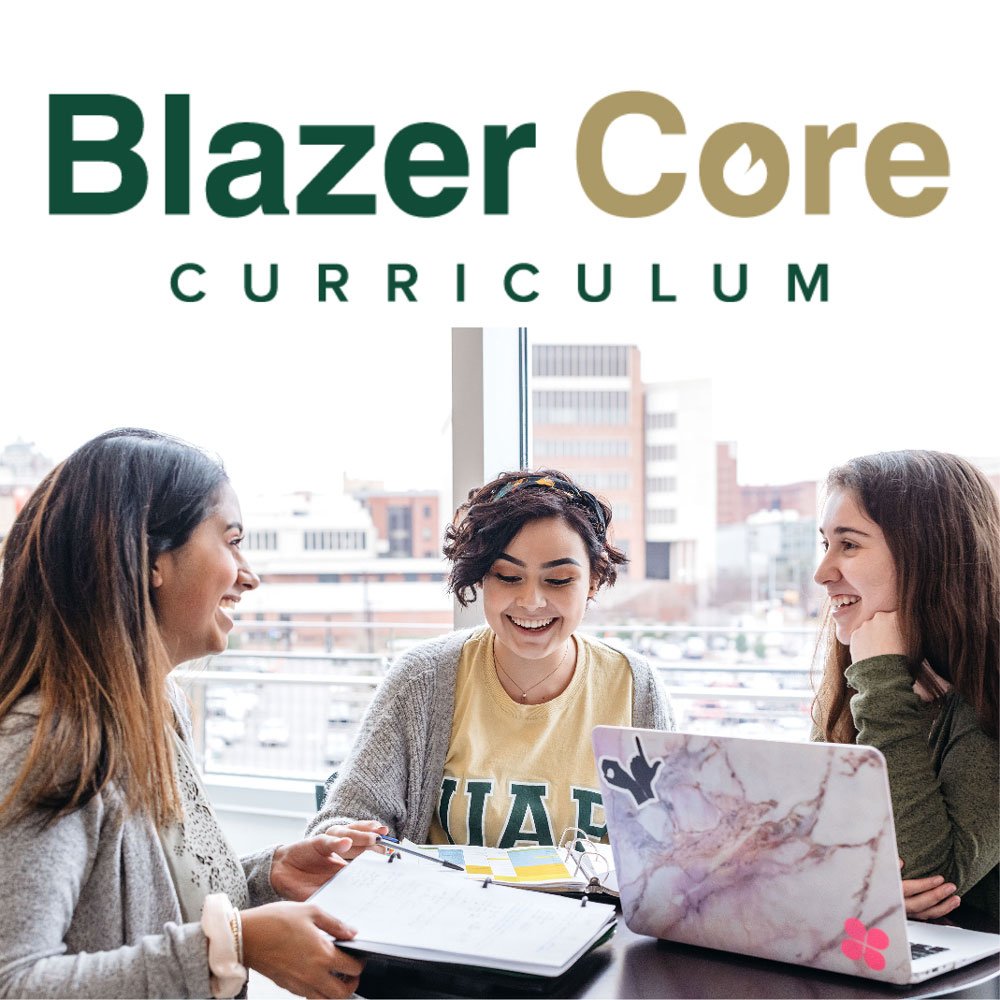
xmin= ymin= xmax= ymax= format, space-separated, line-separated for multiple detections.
xmin=591 ymin=726 xmax=1000 ymax=985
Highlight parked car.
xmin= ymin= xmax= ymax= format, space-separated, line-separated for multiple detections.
xmin=327 ymin=700 xmax=356 ymax=726
xmin=682 ymin=636 xmax=707 ymax=659
xmin=257 ymin=718 xmax=290 ymax=747
xmin=324 ymin=730 xmax=354 ymax=767
xmin=206 ymin=716 xmax=244 ymax=746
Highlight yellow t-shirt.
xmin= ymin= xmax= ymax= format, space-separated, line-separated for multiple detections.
xmin=427 ymin=627 xmax=633 ymax=848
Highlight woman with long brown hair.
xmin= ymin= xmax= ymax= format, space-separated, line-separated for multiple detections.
xmin=0 ymin=429 xmax=363 ymax=998
xmin=812 ymin=450 xmax=998 ymax=928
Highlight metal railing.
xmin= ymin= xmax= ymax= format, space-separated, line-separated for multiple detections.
xmin=176 ymin=621 xmax=819 ymax=782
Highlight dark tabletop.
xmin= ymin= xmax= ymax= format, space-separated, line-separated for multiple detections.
xmin=358 ymin=920 xmax=1000 ymax=1000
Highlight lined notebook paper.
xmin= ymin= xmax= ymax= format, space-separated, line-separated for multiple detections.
xmin=310 ymin=850 xmax=616 ymax=976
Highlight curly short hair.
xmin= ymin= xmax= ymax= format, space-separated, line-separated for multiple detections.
xmin=443 ymin=469 xmax=627 ymax=607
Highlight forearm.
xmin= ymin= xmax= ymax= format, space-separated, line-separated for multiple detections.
xmin=0 ymin=922 xmax=209 ymax=999
xmin=308 ymin=746 xmax=406 ymax=840
xmin=241 ymin=847 xmax=281 ymax=906
xmin=847 ymin=654 xmax=998 ymax=893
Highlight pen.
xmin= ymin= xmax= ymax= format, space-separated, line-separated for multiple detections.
xmin=374 ymin=835 xmax=465 ymax=871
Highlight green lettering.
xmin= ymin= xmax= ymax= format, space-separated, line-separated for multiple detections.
xmin=498 ymin=783 xmax=553 ymax=849
xmin=651 ymin=264 xmax=677 ymax=302
xmin=714 ymin=263 xmax=747 ymax=302
xmin=244 ymin=263 xmax=278 ymax=302
xmin=504 ymin=263 xmax=538 ymax=302
xmin=466 ymin=780 xmax=493 ymax=847
xmin=388 ymin=264 xmax=417 ymax=302
xmin=164 ymin=94 xmax=190 ymax=214
xmin=438 ymin=777 xmax=459 ymax=844
xmin=384 ymin=122 xmax=468 ymax=217
xmin=578 ymin=263 xmax=611 ymax=303
xmin=49 ymin=93 xmax=147 ymax=214
xmin=206 ymin=123 xmax=288 ymax=218
xmin=788 ymin=263 xmax=828 ymax=302
xmin=483 ymin=123 xmax=536 ymax=214
xmin=318 ymin=264 xmax=348 ymax=302
xmin=297 ymin=125 xmax=376 ymax=215
xmin=571 ymin=788 xmax=606 ymax=840
xmin=170 ymin=262 xmax=204 ymax=302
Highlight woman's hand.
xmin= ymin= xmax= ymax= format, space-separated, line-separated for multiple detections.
xmin=241 ymin=901 xmax=364 ymax=999
xmin=900 ymin=859 xmax=960 ymax=920
xmin=270 ymin=834 xmax=354 ymax=900
xmin=317 ymin=819 xmax=390 ymax=860
xmin=849 ymin=610 xmax=905 ymax=663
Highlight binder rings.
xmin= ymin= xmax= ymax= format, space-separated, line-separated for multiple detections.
xmin=310 ymin=850 xmax=617 ymax=977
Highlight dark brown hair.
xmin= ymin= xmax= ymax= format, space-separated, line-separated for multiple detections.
xmin=0 ymin=428 xmax=228 ymax=826
xmin=812 ymin=450 xmax=999 ymax=742
xmin=444 ymin=469 xmax=626 ymax=607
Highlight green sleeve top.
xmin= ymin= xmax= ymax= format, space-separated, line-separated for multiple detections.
xmin=845 ymin=653 xmax=998 ymax=925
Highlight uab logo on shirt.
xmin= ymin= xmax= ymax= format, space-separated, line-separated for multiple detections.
xmin=436 ymin=779 xmax=605 ymax=848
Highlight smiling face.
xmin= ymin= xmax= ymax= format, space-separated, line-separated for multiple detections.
xmin=151 ymin=482 xmax=259 ymax=666
xmin=814 ymin=488 xmax=898 ymax=645
xmin=482 ymin=516 xmax=595 ymax=664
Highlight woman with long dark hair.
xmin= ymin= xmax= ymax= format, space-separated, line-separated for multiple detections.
xmin=812 ymin=450 xmax=998 ymax=927
xmin=0 ymin=429 xmax=363 ymax=998
xmin=311 ymin=471 xmax=674 ymax=851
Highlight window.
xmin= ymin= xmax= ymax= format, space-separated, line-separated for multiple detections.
xmin=646 ymin=444 xmax=678 ymax=462
xmin=573 ymin=471 xmax=631 ymax=490
xmin=534 ymin=438 xmax=629 ymax=458
xmin=645 ymin=412 xmax=677 ymax=430
xmin=646 ymin=476 xmax=677 ymax=493
xmin=244 ymin=530 xmax=278 ymax=551
xmin=648 ymin=508 xmax=678 ymax=524
xmin=532 ymin=344 xmax=630 ymax=377
xmin=533 ymin=390 xmax=630 ymax=425
xmin=387 ymin=505 xmax=413 ymax=557
xmin=303 ymin=530 xmax=366 ymax=551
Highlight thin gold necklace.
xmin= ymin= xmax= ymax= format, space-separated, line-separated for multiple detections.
xmin=494 ymin=638 xmax=572 ymax=703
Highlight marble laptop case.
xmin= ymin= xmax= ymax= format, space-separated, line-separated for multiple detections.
xmin=592 ymin=726 xmax=1000 ymax=985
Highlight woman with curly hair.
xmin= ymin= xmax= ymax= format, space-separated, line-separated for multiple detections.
xmin=311 ymin=471 xmax=674 ymax=852
xmin=812 ymin=450 xmax=998 ymax=929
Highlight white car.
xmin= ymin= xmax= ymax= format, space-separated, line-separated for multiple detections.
xmin=206 ymin=717 xmax=244 ymax=746
xmin=324 ymin=731 xmax=354 ymax=767
xmin=257 ymin=718 xmax=290 ymax=747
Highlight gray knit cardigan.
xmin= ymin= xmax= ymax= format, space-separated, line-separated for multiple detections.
xmin=0 ymin=687 xmax=280 ymax=999
xmin=308 ymin=628 xmax=676 ymax=841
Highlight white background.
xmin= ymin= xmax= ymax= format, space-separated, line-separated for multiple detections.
xmin=2 ymin=2 xmax=997 ymax=499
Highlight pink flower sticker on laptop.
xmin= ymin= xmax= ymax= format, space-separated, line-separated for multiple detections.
xmin=841 ymin=918 xmax=890 ymax=971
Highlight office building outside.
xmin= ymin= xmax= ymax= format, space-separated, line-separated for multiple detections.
xmin=644 ymin=379 xmax=716 ymax=599
xmin=531 ymin=344 xmax=646 ymax=578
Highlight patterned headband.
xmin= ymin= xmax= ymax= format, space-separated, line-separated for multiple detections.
xmin=491 ymin=475 xmax=607 ymax=535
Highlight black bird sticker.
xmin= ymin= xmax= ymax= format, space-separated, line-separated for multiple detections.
xmin=599 ymin=735 xmax=662 ymax=807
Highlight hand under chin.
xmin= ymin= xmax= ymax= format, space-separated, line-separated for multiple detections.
xmin=848 ymin=610 xmax=905 ymax=663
